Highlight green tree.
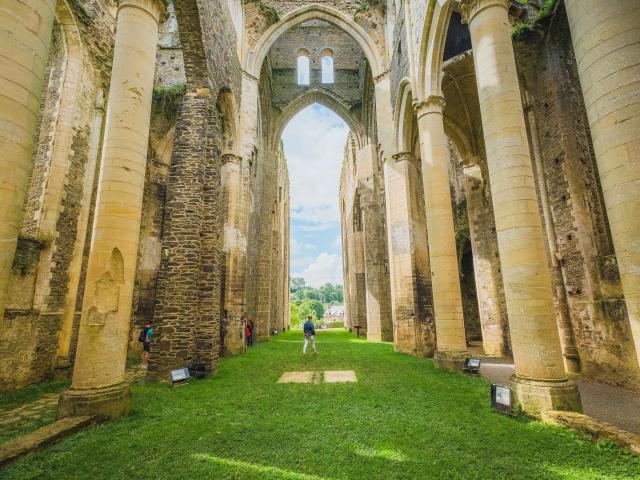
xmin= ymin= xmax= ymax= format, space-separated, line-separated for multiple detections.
xmin=297 ymin=300 xmax=317 ymax=323
xmin=290 ymin=277 xmax=306 ymax=293
xmin=290 ymin=302 xmax=301 ymax=327
xmin=307 ymin=299 xmax=325 ymax=320
xmin=303 ymin=289 xmax=321 ymax=302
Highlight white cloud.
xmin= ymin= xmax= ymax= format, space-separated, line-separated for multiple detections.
xmin=291 ymin=238 xmax=316 ymax=256
xmin=282 ymin=105 xmax=348 ymax=227
xmin=292 ymin=252 xmax=343 ymax=287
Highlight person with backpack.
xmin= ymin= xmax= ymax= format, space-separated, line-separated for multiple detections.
xmin=303 ymin=315 xmax=318 ymax=356
xmin=245 ymin=316 xmax=254 ymax=347
xmin=138 ymin=320 xmax=153 ymax=369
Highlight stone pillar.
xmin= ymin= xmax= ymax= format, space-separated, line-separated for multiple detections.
xmin=383 ymin=152 xmax=435 ymax=356
xmin=415 ymin=97 xmax=468 ymax=371
xmin=564 ymin=0 xmax=640 ymax=366
xmin=462 ymin=164 xmax=505 ymax=357
xmin=58 ymin=0 xmax=165 ymax=419
xmin=221 ymin=153 xmax=247 ymax=354
xmin=357 ymin=144 xmax=393 ymax=342
xmin=56 ymin=90 xmax=106 ymax=372
xmin=461 ymin=0 xmax=581 ymax=414
xmin=0 ymin=0 xmax=56 ymax=327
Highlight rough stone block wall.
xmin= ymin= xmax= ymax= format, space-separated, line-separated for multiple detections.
xmin=514 ymin=5 xmax=640 ymax=387
xmin=0 ymin=312 xmax=61 ymax=391
xmin=22 ymin=22 xmax=65 ymax=238
xmin=390 ymin=2 xmax=409 ymax=115
xmin=151 ymin=93 xmax=211 ymax=378
xmin=129 ymin=110 xmax=174 ymax=354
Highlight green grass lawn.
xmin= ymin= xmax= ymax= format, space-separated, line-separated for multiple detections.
xmin=2 ymin=330 xmax=639 ymax=479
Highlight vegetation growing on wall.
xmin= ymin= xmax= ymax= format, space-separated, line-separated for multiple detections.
xmin=152 ymin=83 xmax=186 ymax=117
xmin=512 ymin=0 xmax=559 ymax=40
xmin=355 ymin=0 xmax=386 ymax=16
xmin=244 ymin=0 xmax=279 ymax=26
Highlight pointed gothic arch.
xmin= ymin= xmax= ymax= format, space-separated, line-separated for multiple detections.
xmin=247 ymin=4 xmax=385 ymax=80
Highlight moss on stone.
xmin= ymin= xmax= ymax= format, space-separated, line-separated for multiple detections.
xmin=152 ymin=83 xmax=186 ymax=117
xmin=512 ymin=0 xmax=559 ymax=40
xmin=243 ymin=0 xmax=279 ymax=26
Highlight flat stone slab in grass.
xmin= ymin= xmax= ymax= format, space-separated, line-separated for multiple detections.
xmin=0 ymin=416 xmax=94 ymax=467
xmin=277 ymin=371 xmax=314 ymax=383
xmin=324 ymin=370 xmax=357 ymax=383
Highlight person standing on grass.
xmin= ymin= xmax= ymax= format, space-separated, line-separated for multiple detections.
xmin=245 ymin=315 xmax=254 ymax=347
xmin=138 ymin=320 xmax=153 ymax=369
xmin=303 ymin=315 xmax=318 ymax=356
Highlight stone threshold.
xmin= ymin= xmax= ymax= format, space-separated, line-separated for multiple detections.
xmin=0 ymin=415 xmax=95 ymax=468
xmin=542 ymin=410 xmax=640 ymax=455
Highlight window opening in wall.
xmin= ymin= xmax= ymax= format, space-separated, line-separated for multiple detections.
xmin=297 ymin=49 xmax=310 ymax=85
xmin=321 ymin=49 xmax=334 ymax=84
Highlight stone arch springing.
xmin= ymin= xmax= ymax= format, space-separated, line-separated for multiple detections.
xmin=248 ymin=4 xmax=385 ymax=80
xmin=216 ymin=89 xmax=239 ymax=155
xmin=417 ymin=0 xmax=455 ymax=99
xmin=395 ymin=79 xmax=418 ymax=153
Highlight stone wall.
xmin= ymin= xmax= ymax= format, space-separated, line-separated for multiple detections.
xmin=1 ymin=1 xmax=114 ymax=390
xmin=515 ymin=4 xmax=640 ymax=388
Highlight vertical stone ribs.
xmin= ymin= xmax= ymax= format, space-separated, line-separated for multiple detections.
xmin=151 ymin=92 xmax=222 ymax=379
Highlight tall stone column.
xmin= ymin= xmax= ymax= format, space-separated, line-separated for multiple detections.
xmin=462 ymin=164 xmax=505 ymax=357
xmin=56 ymin=90 xmax=106 ymax=371
xmin=564 ymin=0 xmax=640 ymax=366
xmin=0 ymin=0 xmax=56 ymax=327
xmin=221 ymin=153 xmax=247 ymax=354
xmin=415 ymin=97 xmax=468 ymax=371
xmin=461 ymin=0 xmax=581 ymax=414
xmin=357 ymin=144 xmax=393 ymax=342
xmin=58 ymin=0 xmax=165 ymax=419
xmin=383 ymin=152 xmax=435 ymax=356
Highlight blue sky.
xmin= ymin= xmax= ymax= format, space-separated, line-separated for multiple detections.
xmin=281 ymin=103 xmax=349 ymax=287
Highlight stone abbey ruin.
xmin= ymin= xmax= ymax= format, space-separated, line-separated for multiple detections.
xmin=0 ymin=0 xmax=639 ymax=429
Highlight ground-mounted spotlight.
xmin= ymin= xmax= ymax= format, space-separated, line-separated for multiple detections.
xmin=170 ymin=367 xmax=191 ymax=387
xmin=491 ymin=384 xmax=513 ymax=415
xmin=463 ymin=358 xmax=481 ymax=374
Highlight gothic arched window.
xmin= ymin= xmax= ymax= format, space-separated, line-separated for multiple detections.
xmin=321 ymin=49 xmax=334 ymax=84
xmin=297 ymin=49 xmax=310 ymax=85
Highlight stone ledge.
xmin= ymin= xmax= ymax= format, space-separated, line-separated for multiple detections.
xmin=542 ymin=410 xmax=640 ymax=454
xmin=0 ymin=416 xmax=94 ymax=467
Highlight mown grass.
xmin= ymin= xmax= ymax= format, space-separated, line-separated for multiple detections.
xmin=0 ymin=379 xmax=69 ymax=410
xmin=3 ymin=330 xmax=639 ymax=479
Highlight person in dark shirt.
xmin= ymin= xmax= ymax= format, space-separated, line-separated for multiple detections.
xmin=303 ymin=315 xmax=318 ymax=356
xmin=138 ymin=321 xmax=153 ymax=369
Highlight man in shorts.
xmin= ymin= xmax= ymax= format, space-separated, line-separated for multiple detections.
xmin=139 ymin=320 xmax=154 ymax=368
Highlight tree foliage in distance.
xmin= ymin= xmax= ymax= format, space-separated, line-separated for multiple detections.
xmin=290 ymin=279 xmax=344 ymax=305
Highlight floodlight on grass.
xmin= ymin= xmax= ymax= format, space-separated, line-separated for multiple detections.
xmin=491 ymin=384 xmax=513 ymax=415
xmin=463 ymin=358 xmax=481 ymax=374
xmin=170 ymin=367 xmax=191 ymax=386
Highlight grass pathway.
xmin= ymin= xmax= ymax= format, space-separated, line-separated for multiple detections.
xmin=2 ymin=330 xmax=639 ymax=479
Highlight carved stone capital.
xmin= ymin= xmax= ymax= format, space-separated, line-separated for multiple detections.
xmin=118 ymin=0 xmax=167 ymax=24
xmin=222 ymin=153 xmax=242 ymax=165
xmin=456 ymin=0 xmax=509 ymax=24
xmin=413 ymin=95 xmax=446 ymax=118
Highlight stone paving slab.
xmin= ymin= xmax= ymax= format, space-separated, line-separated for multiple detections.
xmin=323 ymin=370 xmax=357 ymax=383
xmin=0 ymin=416 xmax=94 ymax=467
xmin=277 ymin=371 xmax=314 ymax=383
